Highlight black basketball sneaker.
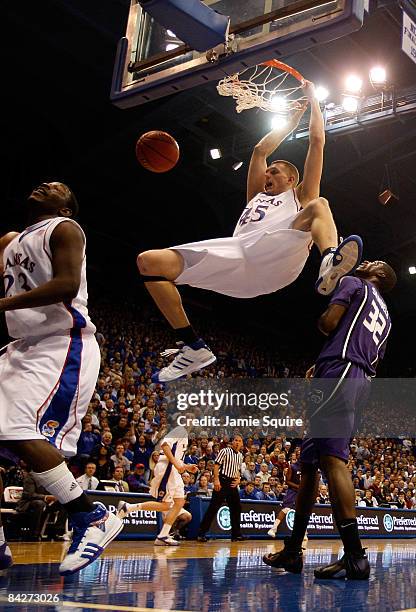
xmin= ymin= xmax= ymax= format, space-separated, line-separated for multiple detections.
xmin=314 ymin=549 xmax=370 ymax=580
xmin=262 ymin=538 xmax=303 ymax=573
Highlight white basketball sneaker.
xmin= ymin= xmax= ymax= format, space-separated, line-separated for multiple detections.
xmin=315 ymin=235 xmax=363 ymax=296
xmin=59 ymin=502 xmax=123 ymax=576
xmin=154 ymin=535 xmax=180 ymax=546
xmin=267 ymin=529 xmax=276 ymax=538
xmin=152 ymin=339 xmax=216 ymax=383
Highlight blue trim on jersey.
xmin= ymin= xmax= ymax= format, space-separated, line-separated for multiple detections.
xmin=38 ymin=328 xmax=83 ymax=445
xmin=64 ymin=303 xmax=87 ymax=330
xmin=157 ymin=442 xmax=177 ymax=497
xmin=18 ymin=221 xmax=51 ymax=243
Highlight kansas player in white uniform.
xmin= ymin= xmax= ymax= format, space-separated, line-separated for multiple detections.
xmin=0 ymin=182 xmax=123 ymax=574
xmin=137 ymin=82 xmax=363 ymax=382
xmin=117 ymin=425 xmax=198 ymax=545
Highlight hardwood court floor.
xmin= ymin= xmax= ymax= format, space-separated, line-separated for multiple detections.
xmin=1 ymin=539 xmax=415 ymax=611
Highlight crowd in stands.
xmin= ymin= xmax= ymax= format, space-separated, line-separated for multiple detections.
xmin=1 ymin=301 xmax=415 ymax=536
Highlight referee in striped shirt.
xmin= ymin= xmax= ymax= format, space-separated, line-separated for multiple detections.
xmin=197 ymin=434 xmax=245 ymax=542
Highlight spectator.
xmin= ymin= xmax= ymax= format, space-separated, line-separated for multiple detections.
xmin=359 ymin=490 xmax=378 ymax=507
xmin=91 ymin=446 xmax=114 ymax=481
xmin=258 ymin=463 xmax=270 ymax=484
xmin=76 ymin=463 xmax=99 ymax=491
xmin=111 ymin=467 xmax=129 ymax=493
xmin=184 ymin=444 xmax=200 ymax=465
xmin=76 ymin=422 xmax=100 ymax=461
xmin=111 ymin=443 xmax=132 ymax=473
xmin=317 ymin=485 xmax=330 ymax=504
xmin=240 ymin=482 xmax=257 ymax=500
xmin=16 ymin=470 xmax=67 ymax=541
xmin=111 ymin=416 xmax=131 ymax=445
xmin=260 ymin=483 xmax=276 ymax=500
xmin=182 ymin=472 xmax=197 ymax=495
xmin=242 ymin=461 xmax=256 ymax=482
xmin=131 ymin=434 xmax=154 ymax=479
xmin=127 ymin=464 xmax=150 ymax=493
xmin=197 ymin=475 xmax=212 ymax=497
xmin=91 ymin=431 xmax=115 ymax=459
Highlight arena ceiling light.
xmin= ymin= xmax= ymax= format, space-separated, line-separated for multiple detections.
xmin=271 ymin=115 xmax=287 ymax=129
xmin=409 ymin=266 xmax=416 ymax=275
xmin=315 ymin=85 xmax=330 ymax=102
xmin=345 ymin=74 xmax=363 ymax=93
xmin=270 ymin=95 xmax=287 ymax=112
xmin=210 ymin=148 xmax=222 ymax=159
xmin=369 ymin=66 xmax=387 ymax=86
xmin=342 ymin=94 xmax=360 ymax=113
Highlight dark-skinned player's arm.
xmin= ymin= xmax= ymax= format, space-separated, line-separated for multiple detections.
xmin=318 ymin=303 xmax=348 ymax=336
xmin=0 ymin=221 xmax=84 ymax=313
xmin=246 ymin=101 xmax=308 ymax=203
xmin=0 ymin=232 xmax=20 ymax=275
xmin=296 ymin=81 xmax=325 ymax=207
xmin=285 ymin=465 xmax=300 ymax=491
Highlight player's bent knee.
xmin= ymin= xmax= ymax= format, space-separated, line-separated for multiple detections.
xmin=136 ymin=250 xmax=158 ymax=275
xmin=307 ymin=197 xmax=330 ymax=216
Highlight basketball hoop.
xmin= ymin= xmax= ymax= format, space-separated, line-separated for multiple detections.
xmin=217 ymin=60 xmax=307 ymax=114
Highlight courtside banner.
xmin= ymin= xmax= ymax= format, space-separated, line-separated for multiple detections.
xmin=87 ymin=491 xmax=160 ymax=539
xmin=190 ymin=499 xmax=416 ymax=539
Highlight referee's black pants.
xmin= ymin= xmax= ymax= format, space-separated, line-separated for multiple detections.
xmin=198 ymin=477 xmax=242 ymax=538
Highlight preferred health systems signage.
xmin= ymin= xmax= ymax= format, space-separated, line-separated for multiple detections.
xmin=202 ymin=500 xmax=416 ymax=539
xmin=402 ymin=8 xmax=416 ymax=64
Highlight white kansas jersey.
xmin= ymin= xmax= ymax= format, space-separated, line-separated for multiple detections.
xmin=233 ymin=188 xmax=301 ymax=237
xmin=3 ymin=217 xmax=96 ymax=339
xmin=159 ymin=426 xmax=188 ymax=465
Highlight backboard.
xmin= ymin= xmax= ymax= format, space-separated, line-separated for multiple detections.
xmin=111 ymin=0 xmax=365 ymax=109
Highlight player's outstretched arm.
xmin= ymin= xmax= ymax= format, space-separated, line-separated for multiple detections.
xmin=0 ymin=221 xmax=84 ymax=313
xmin=318 ymin=304 xmax=347 ymax=336
xmin=296 ymin=80 xmax=325 ymax=207
xmin=247 ymin=102 xmax=308 ymax=203
xmin=296 ymin=81 xmax=325 ymax=207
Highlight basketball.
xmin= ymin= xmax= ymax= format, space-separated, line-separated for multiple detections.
xmin=135 ymin=130 xmax=180 ymax=173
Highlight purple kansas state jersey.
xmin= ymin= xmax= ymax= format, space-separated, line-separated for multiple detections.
xmin=317 ymin=276 xmax=391 ymax=376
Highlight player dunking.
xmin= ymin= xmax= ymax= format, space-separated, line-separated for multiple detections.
xmin=263 ymin=260 xmax=397 ymax=579
xmin=0 ymin=182 xmax=123 ymax=574
xmin=117 ymin=425 xmax=197 ymax=545
xmin=136 ymin=81 xmax=362 ymax=382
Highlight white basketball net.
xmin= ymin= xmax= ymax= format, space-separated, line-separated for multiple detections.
xmin=217 ymin=62 xmax=306 ymax=114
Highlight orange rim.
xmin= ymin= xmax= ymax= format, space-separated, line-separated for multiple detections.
xmin=261 ymin=60 xmax=305 ymax=84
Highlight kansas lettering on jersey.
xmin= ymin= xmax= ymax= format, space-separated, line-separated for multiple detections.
xmin=2 ymin=217 xmax=96 ymax=339
xmin=159 ymin=426 xmax=188 ymax=464
xmin=317 ymin=276 xmax=391 ymax=376
xmin=233 ymin=188 xmax=301 ymax=237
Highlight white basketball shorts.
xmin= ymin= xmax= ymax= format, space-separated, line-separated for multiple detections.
xmin=150 ymin=461 xmax=185 ymax=502
xmin=173 ymin=213 xmax=312 ymax=298
xmin=0 ymin=331 xmax=100 ymax=456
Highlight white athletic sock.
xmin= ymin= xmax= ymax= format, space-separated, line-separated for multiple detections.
xmin=31 ymin=462 xmax=83 ymax=505
xmin=0 ymin=526 xmax=5 ymax=545
xmin=158 ymin=523 xmax=172 ymax=538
